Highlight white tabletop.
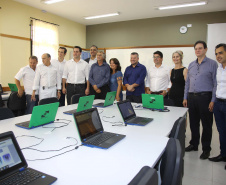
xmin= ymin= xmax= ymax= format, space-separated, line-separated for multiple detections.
xmin=1 ymin=91 xmax=10 ymax=101
xmin=0 ymin=100 xmax=187 ymax=185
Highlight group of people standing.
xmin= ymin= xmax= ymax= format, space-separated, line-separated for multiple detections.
xmin=13 ymin=40 xmax=226 ymax=169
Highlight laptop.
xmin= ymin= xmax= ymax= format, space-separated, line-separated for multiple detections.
xmin=93 ymin=91 xmax=116 ymax=108
xmin=15 ymin=102 xmax=59 ymax=129
xmin=142 ymin=94 xmax=164 ymax=110
xmin=8 ymin=83 xmax=18 ymax=92
xmin=63 ymin=95 xmax=95 ymax=115
xmin=73 ymin=108 xmax=126 ymax=149
xmin=0 ymin=131 xmax=57 ymax=185
xmin=117 ymin=100 xmax=153 ymax=126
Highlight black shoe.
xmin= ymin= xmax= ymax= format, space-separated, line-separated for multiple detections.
xmin=200 ymin=151 xmax=210 ymax=160
xmin=209 ymin=154 xmax=226 ymax=162
xmin=185 ymin=145 xmax=198 ymax=152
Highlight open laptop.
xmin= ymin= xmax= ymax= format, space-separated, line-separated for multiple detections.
xmin=15 ymin=102 xmax=59 ymax=129
xmin=0 ymin=131 xmax=57 ymax=185
xmin=8 ymin=83 xmax=18 ymax=92
xmin=63 ymin=95 xmax=95 ymax=115
xmin=142 ymin=94 xmax=164 ymax=110
xmin=73 ymin=108 xmax=126 ymax=149
xmin=117 ymin=100 xmax=153 ymax=126
xmin=93 ymin=91 xmax=116 ymax=108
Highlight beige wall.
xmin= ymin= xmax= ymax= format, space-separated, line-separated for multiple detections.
xmin=86 ymin=11 xmax=226 ymax=48
xmin=0 ymin=0 xmax=86 ymax=86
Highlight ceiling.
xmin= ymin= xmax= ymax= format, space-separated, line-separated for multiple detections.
xmin=14 ymin=0 xmax=226 ymax=25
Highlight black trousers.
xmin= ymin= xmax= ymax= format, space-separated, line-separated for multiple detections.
xmin=188 ymin=92 xmax=213 ymax=151
xmin=90 ymin=85 xmax=110 ymax=100
xmin=59 ymin=89 xmax=65 ymax=106
xmin=66 ymin=84 xmax=85 ymax=105
xmin=126 ymin=95 xmax=142 ymax=103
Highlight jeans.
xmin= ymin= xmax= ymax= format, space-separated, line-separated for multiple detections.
xmin=213 ymin=99 xmax=226 ymax=157
xmin=26 ymin=94 xmax=39 ymax=114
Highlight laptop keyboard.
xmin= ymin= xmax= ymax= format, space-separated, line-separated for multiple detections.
xmin=87 ymin=132 xmax=116 ymax=145
xmin=1 ymin=168 xmax=42 ymax=185
xmin=129 ymin=117 xmax=152 ymax=125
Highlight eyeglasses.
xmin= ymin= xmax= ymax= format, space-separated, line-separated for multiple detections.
xmin=153 ymin=56 xmax=161 ymax=59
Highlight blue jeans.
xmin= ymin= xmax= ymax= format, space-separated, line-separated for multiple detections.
xmin=26 ymin=94 xmax=39 ymax=114
xmin=213 ymin=99 xmax=226 ymax=157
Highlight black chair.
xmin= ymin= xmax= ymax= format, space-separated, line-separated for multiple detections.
xmin=7 ymin=92 xmax=26 ymax=117
xmin=71 ymin=94 xmax=82 ymax=104
xmin=39 ymin=97 xmax=59 ymax=105
xmin=0 ymin=107 xmax=15 ymax=120
xmin=160 ymin=138 xmax=183 ymax=185
xmin=164 ymin=99 xmax=175 ymax=106
xmin=128 ymin=166 xmax=158 ymax=185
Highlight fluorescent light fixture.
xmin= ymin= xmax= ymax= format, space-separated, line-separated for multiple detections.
xmin=158 ymin=1 xmax=207 ymax=10
xmin=41 ymin=0 xmax=64 ymax=4
xmin=84 ymin=12 xmax=119 ymax=20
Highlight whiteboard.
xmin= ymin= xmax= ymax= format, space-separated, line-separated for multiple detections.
xmin=106 ymin=47 xmax=196 ymax=73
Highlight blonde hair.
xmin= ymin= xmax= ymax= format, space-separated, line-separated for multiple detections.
xmin=172 ymin=50 xmax=183 ymax=63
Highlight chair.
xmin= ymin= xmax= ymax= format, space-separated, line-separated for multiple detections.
xmin=71 ymin=94 xmax=82 ymax=104
xmin=128 ymin=166 xmax=158 ymax=185
xmin=0 ymin=107 xmax=15 ymax=120
xmin=164 ymin=98 xmax=175 ymax=106
xmin=39 ymin=97 xmax=59 ymax=105
xmin=160 ymin=138 xmax=183 ymax=185
xmin=7 ymin=92 xmax=26 ymax=117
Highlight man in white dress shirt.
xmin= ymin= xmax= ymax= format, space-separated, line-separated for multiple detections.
xmin=62 ymin=46 xmax=89 ymax=105
xmin=84 ymin=45 xmax=98 ymax=68
xmin=31 ymin=53 xmax=61 ymax=101
xmin=208 ymin=44 xmax=226 ymax=167
xmin=51 ymin=47 xmax=67 ymax=106
xmin=145 ymin=51 xmax=171 ymax=98
xmin=15 ymin=56 xmax=38 ymax=114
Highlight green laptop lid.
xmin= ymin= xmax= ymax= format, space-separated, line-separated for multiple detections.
xmin=29 ymin=102 xmax=59 ymax=128
xmin=104 ymin=91 xmax=116 ymax=106
xmin=76 ymin=95 xmax=95 ymax=112
xmin=142 ymin=94 xmax=164 ymax=110
xmin=8 ymin=83 xmax=18 ymax=92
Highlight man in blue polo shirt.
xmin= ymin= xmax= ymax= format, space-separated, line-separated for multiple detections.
xmin=123 ymin=52 xmax=147 ymax=103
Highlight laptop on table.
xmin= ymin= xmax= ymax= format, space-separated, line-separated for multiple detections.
xmin=93 ymin=91 xmax=116 ymax=108
xmin=73 ymin=108 xmax=126 ymax=149
xmin=8 ymin=83 xmax=18 ymax=92
xmin=0 ymin=131 xmax=57 ymax=185
xmin=63 ymin=95 xmax=95 ymax=115
xmin=117 ymin=100 xmax=153 ymax=126
xmin=15 ymin=102 xmax=59 ymax=129
xmin=142 ymin=94 xmax=164 ymax=110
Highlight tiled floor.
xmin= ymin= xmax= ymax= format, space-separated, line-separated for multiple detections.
xmin=183 ymin=115 xmax=226 ymax=185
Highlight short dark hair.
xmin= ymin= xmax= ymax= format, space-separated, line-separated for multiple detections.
xmin=59 ymin=47 xmax=67 ymax=54
xmin=215 ymin=43 xmax=226 ymax=51
xmin=90 ymin=45 xmax=98 ymax=50
xmin=154 ymin=51 xmax=163 ymax=58
xmin=74 ymin=46 xmax=82 ymax=53
xmin=109 ymin=58 xmax=121 ymax=73
xmin=131 ymin=52 xmax=139 ymax=57
xmin=194 ymin=40 xmax=207 ymax=49
xmin=45 ymin=53 xmax=51 ymax=58
xmin=29 ymin=56 xmax=38 ymax=61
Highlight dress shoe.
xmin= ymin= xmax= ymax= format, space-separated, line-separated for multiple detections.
xmin=200 ymin=151 xmax=210 ymax=160
xmin=208 ymin=154 xmax=226 ymax=162
xmin=185 ymin=145 xmax=198 ymax=152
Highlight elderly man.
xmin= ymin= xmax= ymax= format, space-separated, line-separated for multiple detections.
xmin=32 ymin=53 xmax=61 ymax=101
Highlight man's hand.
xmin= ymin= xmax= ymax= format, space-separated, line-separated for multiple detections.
xmin=62 ymin=87 xmax=67 ymax=94
xmin=85 ymin=88 xmax=89 ymax=95
xmin=57 ymin=91 xmax=61 ymax=99
xmin=93 ymin=85 xmax=98 ymax=91
xmin=31 ymin=91 xmax=36 ymax=101
xmin=160 ymin=90 xmax=167 ymax=97
xmin=18 ymin=88 xmax=24 ymax=97
xmin=127 ymin=85 xmax=135 ymax=92
xmin=208 ymin=102 xmax=214 ymax=112
xmin=183 ymin=99 xmax=187 ymax=107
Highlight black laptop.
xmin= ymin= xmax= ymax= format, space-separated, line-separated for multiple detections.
xmin=117 ymin=100 xmax=153 ymax=126
xmin=0 ymin=131 xmax=57 ymax=185
xmin=73 ymin=108 xmax=126 ymax=149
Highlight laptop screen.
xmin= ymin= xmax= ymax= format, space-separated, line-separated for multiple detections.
xmin=74 ymin=108 xmax=103 ymax=141
xmin=117 ymin=101 xmax=136 ymax=121
xmin=0 ymin=132 xmax=27 ymax=180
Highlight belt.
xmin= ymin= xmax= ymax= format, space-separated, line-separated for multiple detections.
xmin=217 ymin=98 xmax=226 ymax=102
xmin=68 ymin=83 xmax=85 ymax=86
xmin=189 ymin=92 xmax=212 ymax=96
xmin=42 ymin=86 xmax=56 ymax=90
xmin=151 ymin=91 xmax=163 ymax=95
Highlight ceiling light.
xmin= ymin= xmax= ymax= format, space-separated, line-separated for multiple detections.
xmin=84 ymin=12 xmax=119 ymax=20
xmin=158 ymin=1 xmax=207 ymax=10
xmin=41 ymin=0 xmax=65 ymax=5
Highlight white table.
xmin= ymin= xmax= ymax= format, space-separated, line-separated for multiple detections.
xmin=1 ymin=91 xmax=10 ymax=101
xmin=0 ymin=100 xmax=187 ymax=185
